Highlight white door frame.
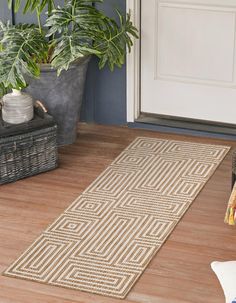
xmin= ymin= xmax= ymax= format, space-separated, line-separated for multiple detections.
xmin=126 ymin=0 xmax=141 ymax=122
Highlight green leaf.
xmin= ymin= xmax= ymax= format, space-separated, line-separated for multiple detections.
xmin=91 ymin=11 xmax=139 ymax=71
xmin=14 ymin=0 xmax=22 ymax=13
xmin=51 ymin=31 xmax=100 ymax=75
xmin=23 ymin=0 xmax=33 ymax=14
xmin=46 ymin=0 xmax=138 ymax=72
xmin=7 ymin=0 xmax=13 ymax=10
xmin=0 ymin=23 xmax=48 ymax=89
xmin=0 ymin=82 xmax=8 ymax=98
xmin=11 ymin=0 xmax=56 ymax=14
xmin=3 ymin=0 xmax=139 ymax=77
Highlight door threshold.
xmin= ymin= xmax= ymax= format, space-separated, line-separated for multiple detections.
xmin=135 ymin=113 xmax=236 ymax=136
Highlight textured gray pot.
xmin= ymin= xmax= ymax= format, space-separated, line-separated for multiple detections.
xmin=24 ymin=56 xmax=90 ymax=146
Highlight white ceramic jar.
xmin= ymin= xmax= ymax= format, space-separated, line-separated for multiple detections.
xmin=2 ymin=89 xmax=34 ymax=124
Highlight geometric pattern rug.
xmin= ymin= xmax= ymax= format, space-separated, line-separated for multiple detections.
xmin=3 ymin=137 xmax=230 ymax=298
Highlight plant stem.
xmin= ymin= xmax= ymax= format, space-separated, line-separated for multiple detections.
xmin=36 ymin=7 xmax=42 ymax=34
xmin=48 ymin=1 xmax=56 ymax=43
xmin=71 ymin=7 xmax=75 ymax=31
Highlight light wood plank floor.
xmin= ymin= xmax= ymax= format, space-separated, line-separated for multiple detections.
xmin=0 ymin=123 xmax=236 ymax=303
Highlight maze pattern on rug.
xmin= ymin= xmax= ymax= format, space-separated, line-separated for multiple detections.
xmin=4 ymin=137 xmax=230 ymax=298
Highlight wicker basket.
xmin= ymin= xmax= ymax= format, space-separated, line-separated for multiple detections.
xmin=0 ymin=105 xmax=58 ymax=185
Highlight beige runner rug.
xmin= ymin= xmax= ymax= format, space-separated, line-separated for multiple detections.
xmin=4 ymin=137 xmax=230 ymax=298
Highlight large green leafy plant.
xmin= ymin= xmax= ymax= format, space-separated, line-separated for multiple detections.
xmin=0 ymin=0 xmax=138 ymax=95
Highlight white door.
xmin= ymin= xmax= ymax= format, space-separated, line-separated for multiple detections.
xmin=141 ymin=0 xmax=236 ymax=124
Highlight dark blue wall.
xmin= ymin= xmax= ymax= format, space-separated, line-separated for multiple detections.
xmin=0 ymin=2 xmax=12 ymax=22
xmin=82 ymin=0 xmax=126 ymax=125
xmin=0 ymin=1 xmax=127 ymax=125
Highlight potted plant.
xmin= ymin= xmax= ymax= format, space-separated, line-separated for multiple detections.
xmin=0 ymin=0 xmax=138 ymax=145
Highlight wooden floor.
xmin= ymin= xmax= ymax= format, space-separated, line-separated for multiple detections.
xmin=0 ymin=123 xmax=236 ymax=303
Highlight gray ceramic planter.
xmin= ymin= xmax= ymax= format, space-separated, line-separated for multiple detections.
xmin=24 ymin=56 xmax=90 ymax=146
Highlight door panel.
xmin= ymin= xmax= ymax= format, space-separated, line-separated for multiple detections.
xmin=141 ymin=0 xmax=236 ymax=124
